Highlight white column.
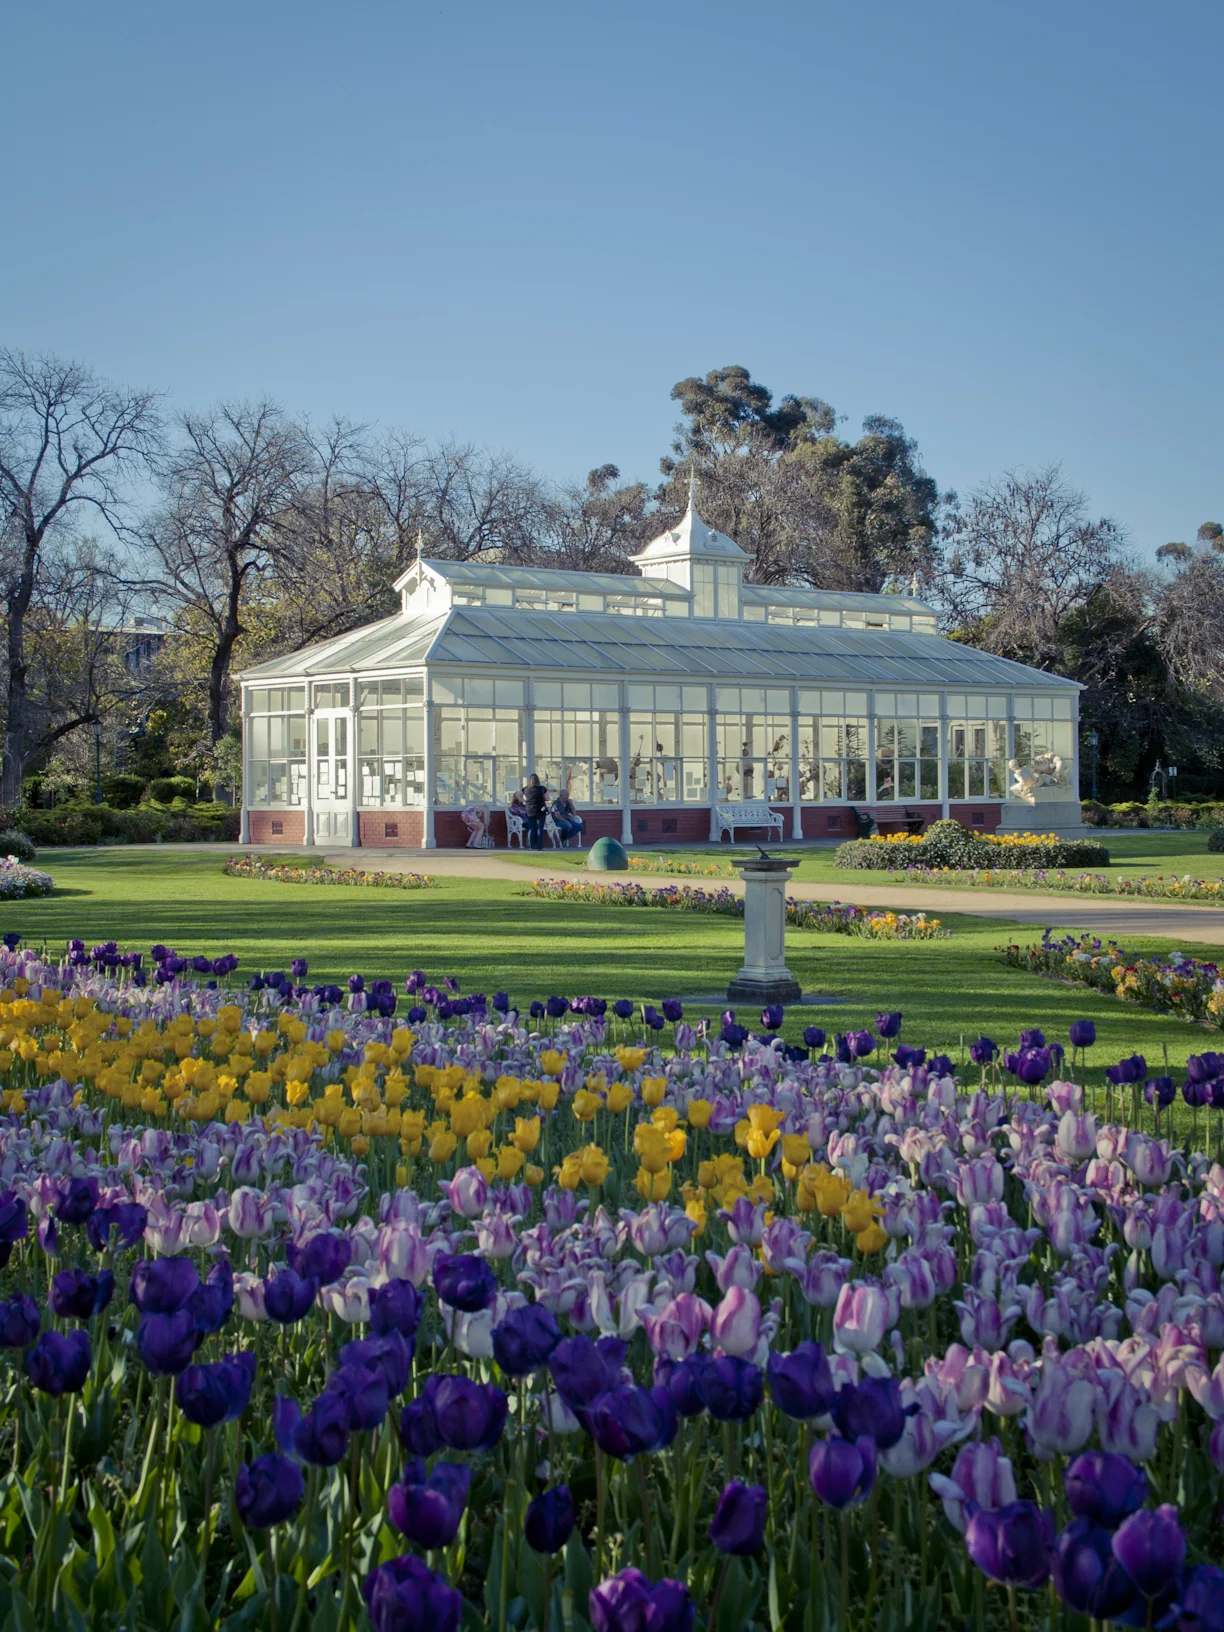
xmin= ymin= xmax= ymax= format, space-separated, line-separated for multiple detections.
xmin=239 ymin=687 xmax=251 ymax=842
xmin=726 ymin=858 xmax=801 ymax=1003
xmin=789 ymin=693 xmax=802 ymax=840
xmin=707 ymin=697 xmax=720 ymax=842
xmin=939 ymin=694 xmax=950 ymax=820
xmin=423 ymin=695 xmax=437 ymax=848
xmin=866 ymin=696 xmax=877 ymax=806
xmin=346 ymin=685 xmax=361 ymax=846
xmin=619 ymin=697 xmax=633 ymax=844
xmin=303 ymin=704 xmax=316 ymax=846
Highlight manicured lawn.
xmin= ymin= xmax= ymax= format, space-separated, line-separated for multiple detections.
xmin=13 ymin=850 xmax=1224 ymax=1079
xmin=501 ymin=827 xmax=1224 ymax=890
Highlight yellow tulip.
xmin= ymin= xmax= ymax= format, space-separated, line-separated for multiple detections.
xmin=523 ymin=1163 xmax=544 ymax=1187
xmin=633 ymin=1166 xmax=671 ymax=1202
xmin=842 ymin=1189 xmax=882 ymax=1236
xmin=606 ymin=1083 xmax=634 ymax=1115
xmin=429 ymin=1130 xmax=458 ymax=1164
xmin=781 ymin=1134 xmax=811 ymax=1169
xmin=511 ymin=1116 xmax=541 ymax=1153
xmin=466 ymin=1128 xmax=493 ymax=1160
xmin=537 ymin=1081 xmax=560 ymax=1112
xmin=539 ymin=1049 xmax=566 ymax=1078
xmin=855 ymin=1223 xmax=889 ymax=1254
xmin=634 ymin=1124 xmax=672 ymax=1175
xmin=245 ymin=1072 xmax=272 ymax=1105
xmin=497 ymin=1146 xmax=526 ymax=1181
xmin=572 ymin=1089 xmax=602 ymax=1122
xmin=686 ymin=1098 xmax=713 ymax=1129
xmin=614 ymin=1046 xmax=647 ymax=1075
xmin=577 ymin=1145 xmax=610 ymax=1187
xmin=641 ymin=1076 xmax=667 ymax=1108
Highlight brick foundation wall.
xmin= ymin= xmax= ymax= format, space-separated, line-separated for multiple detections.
xmin=631 ymin=808 xmax=712 ymax=843
xmin=357 ymin=811 xmax=425 ymax=847
xmin=247 ymin=810 xmax=305 ymax=844
xmin=950 ymin=802 xmax=1002 ymax=833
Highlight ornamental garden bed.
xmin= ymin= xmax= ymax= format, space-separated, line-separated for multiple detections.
xmin=836 ymin=818 xmax=1110 ymax=872
xmin=0 ymin=938 xmax=1216 ymax=1629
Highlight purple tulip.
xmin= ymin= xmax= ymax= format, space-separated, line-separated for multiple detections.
xmin=721 ymin=1022 xmax=748 ymax=1049
xmin=549 ymin=1336 xmax=627 ymax=1410
xmin=893 ymin=1043 xmax=926 ymax=1070
xmin=661 ymin=999 xmax=684 ymax=1024
xmin=26 ymin=1328 xmax=91 ymax=1395
xmin=363 ymin=1555 xmax=463 ymax=1632
xmin=1051 ymin=1519 xmax=1138 ymax=1620
xmin=388 ymin=1458 xmax=472 ymax=1549
xmin=965 ymin=1501 xmax=1053 ymax=1589
xmin=288 ymin=1230 xmax=351 ymax=1287
xmin=190 ymin=1261 xmax=234 ymax=1335
xmin=970 ymin=1036 xmax=998 ymax=1065
xmin=433 ymin=1253 xmax=497 ymax=1313
xmin=0 ymin=1295 xmax=40 ymax=1349
xmin=282 ymin=1389 xmax=351 ymax=1466
xmin=325 ymin=1361 xmax=390 ymax=1432
xmin=87 ymin=1201 xmax=148 ymax=1253
xmin=369 ymin=1279 xmax=424 ymax=1341
xmin=524 ymin=1484 xmax=574 ymax=1554
xmin=696 ymin=1355 xmax=763 ymax=1421
xmin=176 ymin=1352 xmax=256 ymax=1428
xmin=1177 ymin=1565 xmax=1224 ymax=1632
xmin=55 ymin=1175 xmax=99 ymax=1226
xmin=809 ymin=1435 xmax=876 ymax=1509
xmin=589 ymin=1568 xmax=694 ymax=1632
xmin=136 ymin=1310 xmax=201 ymax=1375
xmin=235 ymin=1452 xmax=304 ymax=1528
xmin=803 ymin=1026 xmax=826 ymax=1050
xmin=0 ymin=1192 xmax=29 ymax=1255
xmin=832 ymin=1282 xmax=891 ymax=1356
xmin=709 ymin=1481 xmax=767 ymax=1555
xmin=653 ymin=1355 xmax=707 ymax=1418
xmin=1110 ymin=1505 xmax=1185 ymax=1601
xmin=830 ymin=1376 xmax=908 ymax=1451
xmin=930 ymin=1438 xmax=1018 ymax=1534
xmin=50 ymin=1268 xmax=114 ymax=1322
xmin=492 ymin=1303 xmax=561 ymax=1376
xmin=1063 ymin=1452 xmax=1147 ymax=1530
xmin=767 ymin=1342 xmax=834 ymax=1420
xmin=129 ymin=1257 xmax=200 ymax=1315
xmin=424 ymin=1374 xmax=508 ymax=1452
xmin=760 ymin=1005 xmax=784 ymax=1031
xmin=1019 ymin=1028 xmax=1045 ymax=1049
xmin=589 ymin=1385 xmax=676 ymax=1460
xmin=1068 ymin=1019 xmax=1095 ymax=1049
xmin=399 ymin=1394 xmax=442 ymax=1458
xmin=876 ymin=1011 xmax=902 ymax=1038
xmin=264 ymin=1267 xmax=318 ymax=1325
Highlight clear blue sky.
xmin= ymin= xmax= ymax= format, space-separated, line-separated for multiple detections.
xmin=4 ymin=0 xmax=1220 ymax=556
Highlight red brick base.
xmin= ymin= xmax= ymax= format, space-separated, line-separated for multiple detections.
xmin=357 ymin=811 xmax=425 ymax=847
xmin=950 ymin=802 xmax=1002 ymax=833
xmin=247 ymin=810 xmax=305 ymax=844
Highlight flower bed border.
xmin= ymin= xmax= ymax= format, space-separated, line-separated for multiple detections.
xmin=224 ymin=855 xmax=434 ymax=890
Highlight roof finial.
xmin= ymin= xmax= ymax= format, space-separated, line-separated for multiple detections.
xmin=416 ymin=527 xmax=424 ymax=559
xmin=687 ymin=459 xmax=698 ymax=510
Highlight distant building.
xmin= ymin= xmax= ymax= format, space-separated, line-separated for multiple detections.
xmin=237 ymin=502 xmax=1081 ymax=848
xmin=100 ymin=614 xmax=170 ymax=675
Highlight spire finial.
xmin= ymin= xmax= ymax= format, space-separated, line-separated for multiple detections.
xmin=416 ymin=527 xmax=424 ymax=558
xmin=688 ymin=460 xmax=698 ymax=509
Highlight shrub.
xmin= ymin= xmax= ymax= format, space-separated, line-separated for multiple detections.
xmin=100 ymin=773 xmax=147 ymax=809
xmin=0 ymin=830 xmax=37 ymax=863
xmin=834 ymin=819 xmax=1110 ymax=871
xmin=148 ymin=775 xmax=196 ymax=804
xmin=1208 ymin=828 xmax=1224 ymax=853
xmin=20 ymin=802 xmax=239 ymax=847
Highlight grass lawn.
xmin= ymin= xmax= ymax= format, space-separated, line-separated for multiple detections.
xmin=12 ymin=849 xmax=1224 ymax=1081
xmin=499 ymin=827 xmax=1224 ymax=892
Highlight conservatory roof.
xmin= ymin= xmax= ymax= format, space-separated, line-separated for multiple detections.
xmin=395 ymin=558 xmax=692 ymax=599
xmin=741 ymin=585 xmax=937 ymax=615
xmin=239 ymin=605 xmax=1078 ymax=691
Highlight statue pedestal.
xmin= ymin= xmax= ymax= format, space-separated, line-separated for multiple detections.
xmin=997 ymin=786 xmax=1089 ymax=840
xmin=726 ymin=856 xmax=802 ymax=1005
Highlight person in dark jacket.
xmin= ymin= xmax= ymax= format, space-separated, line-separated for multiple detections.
xmin=523 ymin=774 xmax=548 ymax=850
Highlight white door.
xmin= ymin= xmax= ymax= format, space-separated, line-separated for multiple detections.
xmin=314 ymin=712 xmax=351 ymax=841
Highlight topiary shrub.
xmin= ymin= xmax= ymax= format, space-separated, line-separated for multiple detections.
xmin=148 ymin=776 xmax=196 ymax=804
xmin=100 ymin=772 xmax=147 ymax=809
xmin=1207 ymin=827 xmax=1224 ymax=853
xmin=919 ymin=819 xmax=978 ymax=867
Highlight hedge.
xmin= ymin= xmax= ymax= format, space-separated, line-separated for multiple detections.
xmin=1081 ymin=799 xmax=1224 ymax=829
xmin=17 ymin=801 xmax=240 ymax=847
xmin=834 ymin=818 xmax=1111 ymax=871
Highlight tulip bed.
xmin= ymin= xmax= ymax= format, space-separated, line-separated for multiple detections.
xmin=224 ymin=857 xmax=435 ymax=890
xmin=524 ymin=880 xmax=947 ymax=941
xmin=0 ymin=857 xmax=54 ymax=899
xmin=888 ymin=866 xmax=1224 ymax=903
xmin=0 ymin=942 xmax=1221 ymax=1632
xmin=1006 ymin=932 xmax=1224 ymax=1031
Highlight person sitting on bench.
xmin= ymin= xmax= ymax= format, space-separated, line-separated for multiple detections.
xmin=550 ymin=790 xmax=585 ymax=847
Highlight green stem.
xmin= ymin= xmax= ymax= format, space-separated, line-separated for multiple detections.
xmin=594 ymin=1449 xmax=606 ymax=1586
xmin=635 ymin=1456 xmax=654 ymax=1581
xmin=707 ymin=1557 xmax=731 ymax=1632
xmin=839 ymin=1511 xmax=849 ymax=1632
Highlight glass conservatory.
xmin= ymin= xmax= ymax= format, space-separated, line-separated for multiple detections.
xmin=238 ymin=503 xmax=1082 ymax=848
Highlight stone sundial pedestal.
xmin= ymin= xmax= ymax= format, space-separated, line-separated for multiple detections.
xmin=726 ymin=853 xmax=802 ymax=1005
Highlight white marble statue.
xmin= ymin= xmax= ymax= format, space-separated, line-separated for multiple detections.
xmin=1008 ymin=753 xmax=1068 ymax=798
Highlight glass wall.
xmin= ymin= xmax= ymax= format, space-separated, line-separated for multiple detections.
xmin=245 ymin=687 xmax=306 ymax=806
xmin=626 ymin=684 xmax=707 ymax=804
xmin=534 ymin=681 xmax=621 ymax=804
xmin=432 ymin=677 xmax=524 ymax=807
xmin=796 ymin=690 xmax=869 ymax=802
xmin=714 ymin=687 xmax=791 ymax=802
xmin=1012 ymin=694 xmax=1076 ymax=767
xmin=873 ymin=693 xmax=941 ymax=802
xmin=358 ymin=677 xmax=425 ymax=808
xmin=945 ymin=694 xmax=1008 ymax=799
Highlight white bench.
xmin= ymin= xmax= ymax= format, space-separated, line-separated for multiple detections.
xmin=716 ymin=802 xmax=785 ymax=842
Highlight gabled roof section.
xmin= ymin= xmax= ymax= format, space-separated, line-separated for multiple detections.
xmin=394 ymin=557 xmax=690 ymax=599
xmin=630 ymin=501 xmax=750 ymax=568
xmin=742 ymin=585 xmax=938 ymax=615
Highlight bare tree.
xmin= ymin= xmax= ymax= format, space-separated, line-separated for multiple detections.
xmin=939 ymin=465 xmax=1124 ymax=666
xmin=138 ymin=402 xmax=312 ymax=742
xmin=0 ymin=351 xmax=161 ymax=803
xmin=412 ymin=442 xmax=548 ymax=562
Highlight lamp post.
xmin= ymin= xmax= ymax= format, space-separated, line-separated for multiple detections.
xmin=1088 ymin=730 xmax=1099 ymax=803
xmin=93 ymin=718 xmax=102 ymax=805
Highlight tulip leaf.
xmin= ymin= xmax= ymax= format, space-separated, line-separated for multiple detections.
xmin=4 ymin=1587 xmax=38 ymax=1632
xmin=564 ymin=1529 xmax=593 ymax=1607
